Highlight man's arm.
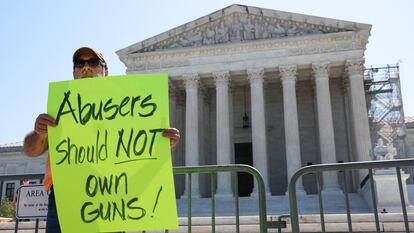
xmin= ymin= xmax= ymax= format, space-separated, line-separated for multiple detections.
xmin=24 ymin=114 xmax=56 ymax=157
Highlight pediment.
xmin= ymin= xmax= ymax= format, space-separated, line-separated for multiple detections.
xmin=117 ymin=4 xmax=371 ymax=56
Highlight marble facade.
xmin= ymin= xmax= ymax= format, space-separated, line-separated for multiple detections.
xmin=116 ymin=4 xmax=373 ymax=197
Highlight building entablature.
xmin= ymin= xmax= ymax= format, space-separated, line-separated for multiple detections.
xmin=121 ymin=31 xmax=368 ymax=76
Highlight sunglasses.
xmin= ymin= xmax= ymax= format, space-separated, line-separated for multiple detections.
xmin=74 ymin=58 xmax=102 ymax=68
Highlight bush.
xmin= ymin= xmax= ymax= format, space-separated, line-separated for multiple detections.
xmin=0 ymin=198 xmax=15 ymax=219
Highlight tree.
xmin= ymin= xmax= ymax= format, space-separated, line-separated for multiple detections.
xmin=0 ymin=198 xmax=15 ymax=219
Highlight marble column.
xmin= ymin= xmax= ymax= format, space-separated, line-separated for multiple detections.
xmin=312 ymin=63 xmax=341 ymax=193
xmin=168 ymin=80 xmax=177 ymax=161
xmin=247 ymin=68 xmax=269 ymax=195
xmin=176 ymin=93 xmax=186 ymax=196
xmin=213 ymin=71 xmax=233 ymax=196
xmin=279 ymin=65 xmax=305 ymax=195
xmin=345 ymin=59 xmax=372 ymax=162
xmin=183 ymin=73 xmax=201 ymax=198
xmin=229 ymin=85 xmax=235 ymax=196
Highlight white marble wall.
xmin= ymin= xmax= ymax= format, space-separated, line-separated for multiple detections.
xmin=0 ymin=151 xmax=46 ymax=199
xmin=405 ymin=127 xmax=414 ymax=158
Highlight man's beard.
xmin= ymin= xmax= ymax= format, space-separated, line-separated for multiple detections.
xmin=80 ymin=69 xmax=95 ymax=78
xmin=78 ymin=69 xmax=103 ymax=79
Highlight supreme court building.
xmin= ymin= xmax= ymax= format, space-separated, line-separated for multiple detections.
xmin=116 ymin=4 xmax=373 ymax=197
xmin=8 ymin=4 xmax=410 ymax=203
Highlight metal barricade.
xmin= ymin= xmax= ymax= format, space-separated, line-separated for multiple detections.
xmin=288 ymin=158 xmax=414 ymax=233
xmin=3 ymin=165 xmax=268 ymax=233
xmin=172 ymin=164 xmax=268 ymax=233
xmin=141 ymin=164 xmax=268 ymax=233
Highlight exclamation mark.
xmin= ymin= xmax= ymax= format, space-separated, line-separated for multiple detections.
xmin=151 ymin=186 xmax=163 ymax=218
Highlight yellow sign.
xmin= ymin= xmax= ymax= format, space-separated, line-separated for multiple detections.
xmin=47 ymin=74 xmax=178 ymax=233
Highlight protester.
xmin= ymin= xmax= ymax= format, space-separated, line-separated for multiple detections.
xmin=23 ymin=47 xmax=180 ymax=233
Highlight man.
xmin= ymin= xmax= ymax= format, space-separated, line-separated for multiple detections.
xmin=23 ymin=47 xmax=180 ymax=233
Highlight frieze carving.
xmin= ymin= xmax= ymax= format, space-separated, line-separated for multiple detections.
xmin=138 ymin=14 xmax=349 ymax=53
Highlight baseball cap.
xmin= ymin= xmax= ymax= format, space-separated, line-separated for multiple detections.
xmin=72 ymin=47 xmax=107 ymax=67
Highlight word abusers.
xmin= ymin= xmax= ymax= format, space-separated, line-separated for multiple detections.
xmin=55 ymin=91 xmax=157 ymax=125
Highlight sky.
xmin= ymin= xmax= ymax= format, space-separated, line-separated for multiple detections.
xmin=0 ymin=0 xmax=412 ymax=145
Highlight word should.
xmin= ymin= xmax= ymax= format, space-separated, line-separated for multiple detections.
xmin=54 ymin=130 xmax=108 ymax=165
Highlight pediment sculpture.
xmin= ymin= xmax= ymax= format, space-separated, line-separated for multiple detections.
xmin=138 ymin=14 xmax=350 ymax=53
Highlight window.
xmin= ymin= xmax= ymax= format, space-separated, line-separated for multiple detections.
xmin=5 ymin=183 xmax=15 ymax=201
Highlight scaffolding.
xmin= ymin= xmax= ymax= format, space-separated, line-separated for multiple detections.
xmin=364 ymin=64 xmax=407 ymax=160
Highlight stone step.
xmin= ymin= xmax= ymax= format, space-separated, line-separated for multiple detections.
xmin=176 ymin=193 xmax=372 ymax=216
xmin=4 ymin=213 xmax=412 ymax=232
xmin=169 ymin=213 xmax=414 ymax=232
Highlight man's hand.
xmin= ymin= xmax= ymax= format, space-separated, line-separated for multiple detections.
xmin=34 ymin=114 xmax=56 ymax=136
xmin=162 ymin=128 xmax=180 ymax=149
xmin=24 ymin=113 xmax=56 ymax=157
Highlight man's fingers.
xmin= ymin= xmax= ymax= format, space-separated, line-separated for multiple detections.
xmin=35 ymin=122 xmax=48 ymax=131
xmin=162 ymin=128 xmax=180 ymax=137
xmin=162 ymin=131 xmax=177 ymax=138
xmin=34 ymin=124 xmax=48 ymax=134
xmin=34 ymin=114 xmax=56 ymax=135
xmin=162 ymin=128 xmax=180 ymax=149
xmin=37 ymin=119 xmax=56 ymax=128
xmin=163 ymin=133 xmax=180 ymax=141
xmin=37 ymin=114 xmax=57 ymax=127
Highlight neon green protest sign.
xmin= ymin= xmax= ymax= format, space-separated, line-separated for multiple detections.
xmin=47 ymin=74 xmax=178 ymax=233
